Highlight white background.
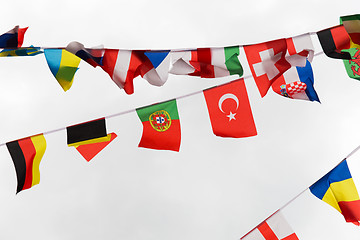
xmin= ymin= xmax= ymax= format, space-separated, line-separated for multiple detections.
xmin=0 ymin=0 xmax=359 ymax=239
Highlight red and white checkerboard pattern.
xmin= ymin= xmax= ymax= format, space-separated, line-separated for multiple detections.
xmin=286 ymin=81 xmax=307 ymax=95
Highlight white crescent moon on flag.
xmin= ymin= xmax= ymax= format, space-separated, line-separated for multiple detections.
xmin=218 ymin=93 xmax=239 ymax=113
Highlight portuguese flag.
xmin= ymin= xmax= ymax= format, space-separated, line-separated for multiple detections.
xmin=6 ymin=134 xmax=46 ymax=193
xmin=136 ymin=99 xmax=181 ymax=151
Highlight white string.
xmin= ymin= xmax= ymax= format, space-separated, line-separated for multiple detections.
xmin=240 ymin=143 xmax=360 ymax=238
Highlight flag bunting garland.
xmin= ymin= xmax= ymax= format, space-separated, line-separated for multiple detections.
xmin=0 ymin=14 xmax=360 ymax=240
xmin=3 ymin=14 xmax=357 ymax=96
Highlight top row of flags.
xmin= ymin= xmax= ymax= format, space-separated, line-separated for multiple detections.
xmin=0 ymin=14 xmax=359 ymax=102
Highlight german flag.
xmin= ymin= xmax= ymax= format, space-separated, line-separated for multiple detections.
xmin=6 ymin=134 xmax=46 ymax=193
xmin=67 ymin=118 xmax=107 ymax=146
xmin=67 ymin=118 xmax=117 ymax=161
xmin=317 ymin=25 xmax=352 ymax=60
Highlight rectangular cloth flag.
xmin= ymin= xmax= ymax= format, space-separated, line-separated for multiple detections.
xmin=136 ymin=99 xmax=181 ymax=151
xmin=67 ymin=118 xmax=116 ymax=161
xmin=244 ymin=38 xmax=291 ymax=97
xmin=309 ymin=160 xmax=360 ymax=225
xmin=6 ymin=134 xmax=46 ymax=193
xmin=342 ymin=48 xmax=360 ymax=80
xmin=340 ymin=14 xmax=360 ymax=48
xmin=317 ymin=25 xmax=351 ymax=60
xmin=44 ymin=49 xmax=81 ymax=91
xmin=0 ymin=46 xmax=42 ymax=57
xmin=271 ymin=60 xmax=320 ymax=102
xmin=203 ymin=79 xmax=257 ymax=138
xmin=0 ymin=25 xmax=28 ymax=48
xmin=240 ymin=210 xmax=299 ymax=240
xmin=170 ymin=46 xmax=243 ymax=78
xmin=66 ymin=41 xmax=104 ymax=67
xmin=66 ymin=41 xmax=171 ymax=94
xmin=340 ymin=14 xmax=360 ymax=80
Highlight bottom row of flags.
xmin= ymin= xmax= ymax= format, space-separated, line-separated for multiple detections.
xmin=3 ymin=78 xmax=360 ymax=238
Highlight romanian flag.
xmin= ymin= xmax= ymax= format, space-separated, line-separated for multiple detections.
xmin=0 ymin=25 xmax=27 ymax=48
xmin=44 ymin=49 xmax=81 ymax=91
xmin=310 ymin=160 xmax=360 ymax=225
xmin=67 ymin=118 xmax=116 ymax=161
xmin=6 ymin=134 xmax=46 ymax=193
xmin=136 ymin=99 xmax=181 ymax=151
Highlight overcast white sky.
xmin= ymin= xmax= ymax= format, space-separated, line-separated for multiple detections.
xmin=0 ymin=0 xmax=359 ymax=239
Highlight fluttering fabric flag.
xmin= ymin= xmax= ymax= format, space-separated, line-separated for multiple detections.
xmin=244 ymin=34 xmax=315 ymax=98
xmin=136 ymin=99 xmax=181 ymax=151
xmin=44 ymin=49 xmax=81 ymax=91
xmin=66 ymin=41 xmax=171 ymax=94
xmin=0 ymin=25 xmax=28 ymax=48
xmin=309 ymin=160 xmax=360 ymax=225
xmin=6 ymin=134 xmax=47 ymax=193
xmin=270 ymin=34 xmax=319 ymax=101
xmin=100 ymin=49 xmax=143 ymax=94
xmin=285 ymin=34 xmax=315 ymax=67
xmin=67 ymin=118 xmax=116 ymax=161
xmin=342 ymin=48 xmax=360 ymax=80
xmin=66 ymin=41 xmax=104 ymax=67
xmin=203 ymin=79 xmax=257 ymax=138
xmin=244 ymin=39 xmax=291 ymax=97
xmin=74 ymin=132 xmax=117 ymax=162
xmin=317 ymin=25 xmax=351 ymax=60
xmin=141 ymin=50 xmax=171 ymax=86
xmin=340 ymin=14 xmax=360 ymax=80
xmin=170 ymin=46 xmax=243 ymax=78
xmin=240 ymin=210 xmax=299 ymax=240
xmin=340 ymin=14 xmax=360 ymax=48
xmin=101 ymin=49 xmax=171 ymax=94
xmin=0 ymin=46 xmax=42 ymax=57
xmin=67 ymin=118 xmax=108 ymax=146
xmin=272 ymin=60 xmax=320 ymax=101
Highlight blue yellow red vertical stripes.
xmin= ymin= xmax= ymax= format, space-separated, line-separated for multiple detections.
xmin=310 ymin=160 xmax=360 ymax=225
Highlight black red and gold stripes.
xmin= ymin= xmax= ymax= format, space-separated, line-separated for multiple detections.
xmin=67 ymin=118 xmax=107 ymax=146
xmin=317 ymin=25 xmax=352 ymax=60
xmin=6 ymin=134 xmax=46 ymax=193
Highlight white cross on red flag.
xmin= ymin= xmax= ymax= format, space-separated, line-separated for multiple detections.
xmin=244 ymin=38 xmax=290 ymax=97
xmin=240 ymin=211 xmax=299 ymax=240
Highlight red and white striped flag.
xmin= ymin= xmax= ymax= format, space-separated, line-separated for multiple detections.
xmin=240 ymin=211 xmax=299 ymax=240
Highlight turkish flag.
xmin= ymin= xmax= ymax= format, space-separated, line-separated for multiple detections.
xmin=203 ymin=79 xmax=257 ymax=138
xmin=244 ymin=38 xmax=290 ymax=97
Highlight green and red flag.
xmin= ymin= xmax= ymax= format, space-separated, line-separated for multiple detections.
xmin=6 ymin=134 xmax=47 ymax=193
xmin=340 ymin=14 xmax=360 ymax=80
xmin=342 ymin=48 xmax=360 ymax=80
xmin=136 ymin=99 xmax=181 ymax=151
xmin=341 ymin=14 xmax=360 ymax=49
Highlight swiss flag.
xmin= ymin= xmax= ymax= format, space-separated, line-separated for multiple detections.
xmin=240 ymin=211 xmax=299 ymax=240
xmin=203 ymin=79 xmax=257 ymax=138
xmin=244 ymin=39 xmax=290 ymax=97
